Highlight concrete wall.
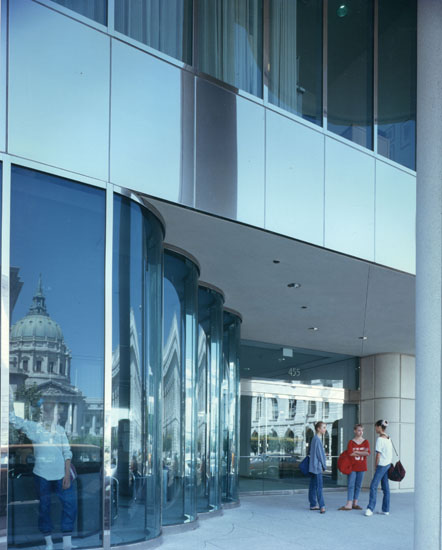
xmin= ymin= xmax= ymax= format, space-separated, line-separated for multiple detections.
xmin=360 ymin=354 xmax=415 ymax=490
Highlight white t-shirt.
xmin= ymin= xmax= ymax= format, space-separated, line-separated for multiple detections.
xmin=376 ymin=436 xmax=393 ymax=466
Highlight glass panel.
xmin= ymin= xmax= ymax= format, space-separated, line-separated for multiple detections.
xmin=325 ymin=137 xmax=375 ymax=261
xmin=268 ymin=0 xmax=322 ymax=126
xmin=196 ymin=287 xmax=223 ymax=512
xmin=378 ymin=0 xmax=416 ymax=170
xmin=111 ymin=41 xmax=183 ymax=203
xmin=198 ymin=0 xmax=263 ymax=97
xmin=265 ymin=110 xmax=324 ymax=246
xmin=221 ymin=312 xmax=241 ymax=503
xmin=9 ymin=1 xmax=110 ymax=181
xmin=111 ymin=194 xmax=163 ymax=544
xmin=162 ymin=250 xmax=198 ymax=525
xmin=51 ymin=0 xmax=106 ymax=24
xmin=241 ymin=340 xmax=359 ymax=389
xmin=115 ymin=0 xmax=192 ymax=64
xmin=328 ymin=0 xmax=374 ymax=149
xmin=374 ymin=161 xmax=416 ymax=274
xmin=8 ymin=167 xmax=105 ymax=549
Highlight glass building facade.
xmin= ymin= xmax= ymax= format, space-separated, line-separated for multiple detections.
xmin=1 ymin=164 xmax=241 ymax=548
xmin=52 ymin=0 xmax=416 ymax=170
xmin=0 ymin=0 xmax=419 ymax=547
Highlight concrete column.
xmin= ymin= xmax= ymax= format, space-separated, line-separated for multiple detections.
xmin=360 ymin=354 xmax=415 ymax=490
xmin=416 ymin=2 xmax=442 ymax=547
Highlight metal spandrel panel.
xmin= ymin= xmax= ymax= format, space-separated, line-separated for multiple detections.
xmin=324 ymin=137 xmax=375 ymax=261
xmin=265 ymin=111 xmax=324 ymax=245
xmin=8 ymin=0 xmax=110 ymax=181
xmin=110 ymin=40 xmax=184 ymax=203
xmin=236 ymin=97 xmax=265 ymax=228
xmin=375 ymin=160 xmax=416 ymax=274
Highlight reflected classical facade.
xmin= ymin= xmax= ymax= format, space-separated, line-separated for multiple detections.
xmin=9 ymin=277 xmax=99 ymax=441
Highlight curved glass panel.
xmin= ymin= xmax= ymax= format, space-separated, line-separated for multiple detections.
xmin=196 ymin=287 xmax=223 ymax=512
xmin=378 ymin=0 xmax=416 ymax=170
xmin=198 ymin=0 xmax=263 ymax=97
xmin=51 ymin=0 xmax=106 ymax=25
xmin=115 ymin=0 xmax=193 ymax=64
xmin=268 ymin=0 xmax=323 ymax=126
xmin=221 ymin=312 xmax=241 ymax=504
xmin=8 ymin=166 xmax=105 ymax=549
xmin=328 ymin=0 xmax=374 ymax=149
xmin=162 ymin=250 xmax=198 ymax=525
xmin=111 ymin=194 xmax=163 ymax=545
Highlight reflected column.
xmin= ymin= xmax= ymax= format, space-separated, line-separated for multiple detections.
xmin=162 ymin=247 xmax=199 ymax=526
xmin=197 ymin=284 xmax=224 ymax=513
xmin=221 ymin=310 xmax=241 ymax=505
xmin=111 ymin=193 xmax=164 ymax=545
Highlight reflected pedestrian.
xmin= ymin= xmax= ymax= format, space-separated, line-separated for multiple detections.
xmin=338 ymin=424 xmax=370 ymax=510
xmin=365 ymin=419 xmax=393 ymax=516
xmin=308 ymin=421 xmax=327 ymax=514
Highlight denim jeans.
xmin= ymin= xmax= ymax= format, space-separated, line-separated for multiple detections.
xmin=367 ymin=465 xmax=390 ymax=513
xmin=34 ymin=474 xmax=77 ymax=535
xmin=309 ymin=473 xmax=325 ymax=509
xmin=347 ymin=470 xmax=364 ymax=502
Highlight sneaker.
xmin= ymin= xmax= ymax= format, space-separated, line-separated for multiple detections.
xmin=380 ymin=511 xmax=390 ymax=515
xmin=364 ymin=509 xmax=373 ymax=516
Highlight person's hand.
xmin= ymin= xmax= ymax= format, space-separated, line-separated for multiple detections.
xmin=62 ymin=474 xmax=71 ymax=490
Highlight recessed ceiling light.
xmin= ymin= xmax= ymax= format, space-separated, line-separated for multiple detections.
xmin=287 ymin=282 xmax=301 ymax=288
xmin=359 ymin=336 xmax=368 ymax=340
xmin=273 ymin=260 xmax=280 ymax=264
xmin=309 ymin=327 xmax=319 ymax=331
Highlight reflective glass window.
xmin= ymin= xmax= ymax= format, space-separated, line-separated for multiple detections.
xmin=111 ymin=195 xmax=163 ymax=544
xmin=196 ymin=286 xmax=224 ymax=512
xmin=221 ymin=311 xmax=240 ymax=504
xmin=51 ymin=0 xmax=106 ymax=25
xmin=8 ymin=166 xmax=105 ymax=549
xmin=198 ymin=0 xmax=263 ymax=97
xmin=115 ymin=0 xmax=193 ymax=64
xmin=328 ymin=0 xmax=374 ymax=149
xmin=162 ymin=250 xmax=198 ymax=525
xmin=378 ymin=0 xmax=416 ymax=170
xmin=268 ymin=0 xmax=322 ymax=125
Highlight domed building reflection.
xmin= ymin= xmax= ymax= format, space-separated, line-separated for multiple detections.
xmin=9 ymin=276 xmax=100 ymax=438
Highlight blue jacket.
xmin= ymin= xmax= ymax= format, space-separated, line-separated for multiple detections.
xmin=308 ymin=434 xmax=327 ymax=474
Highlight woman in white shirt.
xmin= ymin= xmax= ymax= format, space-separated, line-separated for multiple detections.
xmin=364 ymin=419 xmax=393 ymax=516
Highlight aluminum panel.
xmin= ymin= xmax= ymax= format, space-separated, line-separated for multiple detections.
xmin=265 ymin=111 xmax=324 ymax=245
xmin=195 ymin=79 xmax=238 ymax=219
xmin=8 ymin=0 xmax=110 ymax=180
xmin=110 ymin=40 xmax=184 ymax=203
xmin=236 ymin=97 xmax=265 ymax=227
xmin=324 ymin=138 xmax=375 ymax=260
xmin=375 ymin=160 xmax=416 ymax=274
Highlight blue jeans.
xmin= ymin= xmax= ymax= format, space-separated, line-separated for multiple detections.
xmin=34 ymin=474 xmax=77 ymax=535
xmin=367 ymin=465 xmax=390 ymax=513
xmin=309 ymin=473 xmax=325 ymax=509
xmin=347 ymin=470 xmax=364 ymax=502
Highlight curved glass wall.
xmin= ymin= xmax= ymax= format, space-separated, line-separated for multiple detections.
xmin=198 ymin=0 xmax=263 ymax=97
xmin=196 ymin=285 xmax=224 ymax=513
xmin=221 ymin=311 xmax=241 ymax=504
xmin=115 ymin=0 xmax=193 ymax=64
xmin=268 ymin=0 xmax=323 ymax=126
xmin=8 ymin=166 xmax=105 ymax=549
xmin=52 ymin=0 xmax=107 ymax=25
xmin=378 ymin=0 xmax=416 ymax=170
xmin=328 ymin=0 xmax=374 ymax=149
xmin=162 ymin=248 xmax=198 ymax=525
xmin=111 ymin=193 xmax=163 ymax=545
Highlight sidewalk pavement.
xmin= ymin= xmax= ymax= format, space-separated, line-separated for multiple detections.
xmin=160 ymin=490 xmax=414 ymax=550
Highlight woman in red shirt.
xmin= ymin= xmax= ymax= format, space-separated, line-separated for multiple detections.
xmin=339 ymin=424 xmax=370 ymax=510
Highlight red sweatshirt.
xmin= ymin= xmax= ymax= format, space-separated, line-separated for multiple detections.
xmin=347 ymin=439 xmax=370 ymax=472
